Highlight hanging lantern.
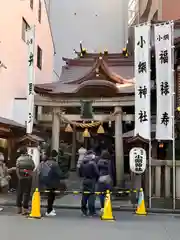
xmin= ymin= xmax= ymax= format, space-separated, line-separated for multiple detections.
xmin=65 ymin=124 xmax=73 ymax=132
xmin=159 ymin=142 xmax=164 ymax=148
xmin=83 ymin=128 xmax=90 ymax=138
xmin=97 ymin=124 xmax=105 ymax=134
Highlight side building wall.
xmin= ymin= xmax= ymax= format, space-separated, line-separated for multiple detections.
xmin=0 ymin=0 xmax=54 ymax=121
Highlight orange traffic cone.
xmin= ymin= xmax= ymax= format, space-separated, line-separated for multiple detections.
xmin=101 ymin=190 xmax=115 ymax=221
xmin=136 ymin=188 xmax=147 ymax=216
xmin=29 ymin=188 xmax=41 ymax=219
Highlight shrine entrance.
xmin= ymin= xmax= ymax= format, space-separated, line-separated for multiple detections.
xmin=35 ymin=50 xmax=135 ymax=187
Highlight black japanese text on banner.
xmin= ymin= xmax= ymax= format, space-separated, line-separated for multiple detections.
xmin=26 ymin=26 xmax=35 ymax=134
xmin=154 ymin=22 xmax=173 ymax=140
xmin=129 ymin=147 xmax=146 ymax=174
xmin=134 ymin=23 xmax=151 ymax=140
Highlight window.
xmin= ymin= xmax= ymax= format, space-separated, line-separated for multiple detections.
xmin=37 ymin=46 xmax=42 ymax=69
xmin=30 ymin=0 xmax=33 ymax=9
xmin=22 ymin=18 xmax=30 ymax=42
xmin=38 ymin=0 xmax=42 ymax=23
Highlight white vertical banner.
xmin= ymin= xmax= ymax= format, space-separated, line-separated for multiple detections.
xmin=26 ymin=25 xmax=35 ymax=134
xmin=135 ymin=23 xmax=151 ymax=140
xmin=155 ymin=22 xmax=174 ymax=140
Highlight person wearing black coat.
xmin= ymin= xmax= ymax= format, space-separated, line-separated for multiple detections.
xmin=39 ymin=149 xmax=62 ymax=217
xmin=97 ymin=150 xmax=112 ymax=210
xmin=79 ymin=151 xmax=99 ymax=216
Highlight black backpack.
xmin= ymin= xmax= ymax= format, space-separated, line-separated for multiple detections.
xmin=39 ymin=161 xmax=53 ymax=186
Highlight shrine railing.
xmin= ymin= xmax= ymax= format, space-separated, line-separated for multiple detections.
xmin=144 ymin=159 xmax=180 ymax=209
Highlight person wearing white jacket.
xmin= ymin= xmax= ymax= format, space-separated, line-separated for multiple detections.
xmin=76 ymin=145 xmax=87 ymax=170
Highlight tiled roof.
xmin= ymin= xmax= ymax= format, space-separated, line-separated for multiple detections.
xmin=123 ymin=124 xmax=156 ymax=138
xmin=59 ymin=66 xmax=91 ymax=83
xmin=35 ymin=53 xmax=135 ymax=95
xmin=17 ymin=134 xmax=44 ymax=143
xmin=109 ymin=66 xmax=134 ymax=79
xmin=0 ymin=117 xmax=25 ymax=128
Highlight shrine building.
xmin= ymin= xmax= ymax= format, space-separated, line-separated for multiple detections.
xmin=34 ymin=50 xmax=135 ymax=185
xmin=33 ymin=36 xmax=180 ymax=199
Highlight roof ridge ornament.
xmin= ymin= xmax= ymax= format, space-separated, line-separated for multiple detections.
xmin=73 ymin=41 xmax=87 ymax=58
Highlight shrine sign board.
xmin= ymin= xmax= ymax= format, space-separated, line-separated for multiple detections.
xmin=80 ymin=100 xmax=93 ymax=119
xmin=129 ymin=147 xmax=146 ymax=174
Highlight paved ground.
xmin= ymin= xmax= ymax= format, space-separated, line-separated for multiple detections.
xmin=1 ymin=208 xmax=180 ymax=240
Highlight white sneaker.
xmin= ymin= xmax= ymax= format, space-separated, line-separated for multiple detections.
xmin=52 ymin=209 xmax=56 ymax=213
xmin=0 ymin=208 xmax=3 ymax=212
xmin=45 ymin=211 xmax=56 ymax=217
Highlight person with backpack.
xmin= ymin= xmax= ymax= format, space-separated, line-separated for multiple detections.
xmin=97 ymin=150 xmax=112 ymax=213
xmin=39 ymin=149 xmax=62 ymax=217
xmin=16 ymin=147 xmax=35 ymax=215
xmin=79 ymin=150 xmax=99 ymax=216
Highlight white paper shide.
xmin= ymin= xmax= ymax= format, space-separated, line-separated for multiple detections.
xmin=155 ymin=22 xmax=173 ymax=140
xmin=135 ymin=23 xmax=151 ymax=140
xmin=129 ymin=147 xmax=146 ymax=174
xmin=26 ymin=26 xmax=35 ymax=134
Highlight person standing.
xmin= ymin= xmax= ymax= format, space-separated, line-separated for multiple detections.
xmin=39 ymin=149 xmax=62 ymax=217
xmin=16 ymin=147 xmax=35 ymax=215
xmin=76 ymin=144 xmax=87 ymax=173
xmin=0 ymin=153 xmax=11 ymax=192
xmin=79 ymin=150 xmax=99 ymax=216
xmin=0 ymin=153 xmax=12 ymax=211
xmin=97 ymin=150 xmax=112 ymax=212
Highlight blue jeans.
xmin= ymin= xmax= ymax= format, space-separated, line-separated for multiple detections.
xmin=81 ymin=179 xmax=96 ymax=215
xmin=99 ymin=194 xmax=105 ymax=208
xmin=81 ymin=193 xmax=96 ymax=215
xmin=97 ymin=182 xmax=111 ymax=208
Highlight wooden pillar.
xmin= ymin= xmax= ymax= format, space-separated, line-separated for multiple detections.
xmin=165 ymin=165 xmax=171 ymax=197
xmin=52 ymin=107 xmax=60 ymax=151
xmin=71 ymin=126 xmax=77 ymax=170
xmin=115 ymin=106 xmax=124 ymax=186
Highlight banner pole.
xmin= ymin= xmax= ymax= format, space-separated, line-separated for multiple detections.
xmin=148 ymin=22 xmax=152 ymax=209
xmin=148 ymin=139 xmax=152 ymax=208
xmin=171 ymin=21 xmax=176 ymax=210
xmin=172 ymin=95 xmax=176 ymax=210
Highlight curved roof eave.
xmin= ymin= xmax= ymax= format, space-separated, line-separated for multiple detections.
xmin=66 ymin=57 xmax=133 ymax=85
xmin=34 ymin=79 xmax=135 ymax=95
xmin=75 ymin=80 xmax=119 ymax=93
